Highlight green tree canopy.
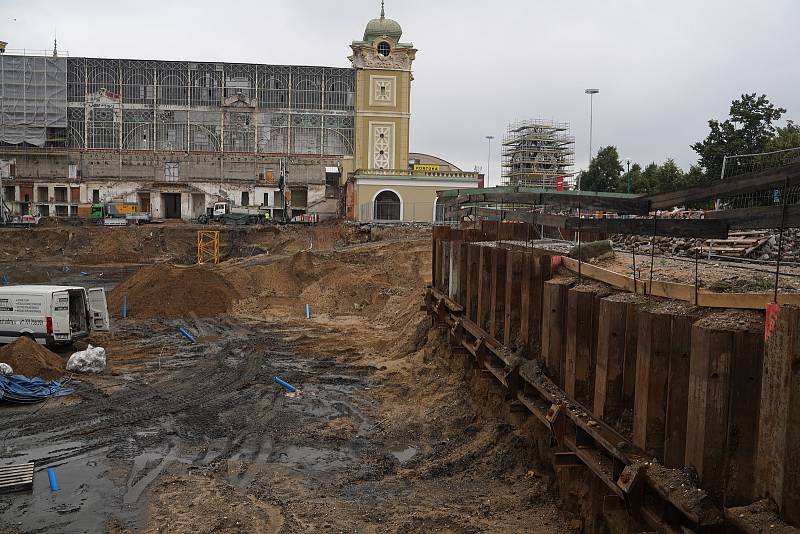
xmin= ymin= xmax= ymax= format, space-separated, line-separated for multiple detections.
xmin=765 ymin=121 xmax=800 ymax=152
xmin=579 ymin=146 xmax=623 ymax=192
xmin=691 ymin=93 xmax=786 ymax=181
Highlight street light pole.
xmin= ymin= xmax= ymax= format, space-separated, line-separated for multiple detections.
xmin=583 ymin=88 xmax=599 ymax=191
xmin=625 ymin=158 xmax=632 ymax=193
xmin=485 ymin=135 xmax=494 ymax=187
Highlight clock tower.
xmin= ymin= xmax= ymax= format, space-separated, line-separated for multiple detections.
xmin=350 ymin=2 xmax=416 ymax=171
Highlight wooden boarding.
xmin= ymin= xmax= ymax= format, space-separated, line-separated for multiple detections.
xmin=685 ymin=322 xmax=764 ymax=506
xmin=633 ymin=310 xmax=673 ymax=460
xmin=755 ymin=304 xmax=800 ymax=525
xmin=663 ymin=315 xmax=695 ymax=469
xmin=460 ymin=206 xmax=728 ymax=239
xmin=560 ymin=256 xmax=800 ymax=310
xmin=504 ymin=250 xmax=523 ymax=346
xmin=437 ymin=187 xmax=651 ymax=215
xmin=541 ymin=279 xmax=571 ymax=387
xmin=0 ymin=463 xmax=34 ymax=493
xmin=594 ymin=298 xmax=630 ymax=424
xmin=477 ymin=246 xmax=491 ymax=330
xmin=564 ymin=287 xmax=599 ymax=406
xmin=621 ymin=302 xmax=639 ymax=407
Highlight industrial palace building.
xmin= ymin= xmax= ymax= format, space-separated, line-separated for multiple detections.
xmin=0 ymin=5 xmax=480 ymax=223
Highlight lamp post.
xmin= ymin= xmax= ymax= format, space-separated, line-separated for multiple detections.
xmin=623 ymin=157 xmax=632 ymax=193
xmin=583 ymin=88 xmax=599 ymax=191
xmin=485 ymin=135 xmax=494 ymax=187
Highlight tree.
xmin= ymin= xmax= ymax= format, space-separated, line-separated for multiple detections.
xmin=579 ymin=146 xmax=623 ymax=192
xmin=691 ymin=93 xmax=786 ymax=180
xmin=765 ymin=120 xmax=800 ymax=152
xmin=616 ymin=162 xmax=642 ymax=193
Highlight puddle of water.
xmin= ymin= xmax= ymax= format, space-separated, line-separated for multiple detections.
xmin=389 ymin=445 xmax=418 ymax=464
xmin=0 ymin=440 xmax=86 ymax=465
xmin=123 ymin=449 xmax=176 ymax=505
xmin=0 ymin=447 xmax=116 ymax=534
xmin=270 ymin=446 xmax=354 ymax=470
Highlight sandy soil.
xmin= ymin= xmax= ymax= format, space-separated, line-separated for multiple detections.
xmin=0 ymin=225 xmax=570 ymax=533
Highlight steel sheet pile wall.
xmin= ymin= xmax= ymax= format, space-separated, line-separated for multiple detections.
xmin=427 ymin=221 xmax=799 ymax=532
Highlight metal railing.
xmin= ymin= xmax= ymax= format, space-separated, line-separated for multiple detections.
xmin=354 ymin=168 xmax=480 ymax=179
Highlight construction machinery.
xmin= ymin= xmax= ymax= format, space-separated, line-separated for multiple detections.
xmin=90 ymin=203 xmax=151 ymax=225
xmin=197 ymin=201 xmax=271 ymax=225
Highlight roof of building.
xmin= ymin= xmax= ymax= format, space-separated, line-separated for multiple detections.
xmin=364 ymin=2 xmax=403 ymax=42
xmin=408 ymin=152 xmax=463 ymax=172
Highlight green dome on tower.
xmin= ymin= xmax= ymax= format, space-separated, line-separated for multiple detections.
xmin=363 ymin=1 xmax=402 ymax=42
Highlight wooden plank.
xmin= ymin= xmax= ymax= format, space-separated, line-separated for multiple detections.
xmin=685 ymin=319 xmax=764 ymax=506
xmin=622 ymin=302 xmax=639 ymax=408
xmin=503 ymin=250 xmax=522 ymax=346
xmin=530 ymin=255 xmax=552 ymax=359
xmin=541 ymin=279 xmax=570 ymax=387
xmin=756 ymin=304 xmax=800 ymax=525
xmin=564 ymin=287 xmax=598 ymax=405
xmin=646 ymin=162 xmax=800 ymax=210
xmin=458 ymin=242 xmax=468 ymax=308
xmin=463 ymin=207 xmax=728 ymax=238
xmin=466 ymin=244 xmax=476 ymax=321
xmin=633 ymin=310 xmax=673 ymax=460
xmin=559 ymin=255 xmax=800 ymax=310
xmin=706 ymin=203 xmax=800 ymax=230
xmin=432 ymin=238 xmax=438 ymax=289
xmin=489 ymin=247 xmax=500 ymax=338
xmin=663 ymin=315 xmax=694 ymax=469
xmin=594 ymin=298 xmax=629 ymax=424
xmin=478 ymin=246 xmax=492 ymax=331
xmin=519 ymin=253 xmax=533 ymax=355
xmin=440 ymin=187 xmax=651 ymax=215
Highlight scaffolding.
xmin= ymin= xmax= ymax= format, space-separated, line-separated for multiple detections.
xmin=1 ymin=54 xmax=355 ymax=157
xmin=501 ymin=119 xmax=575 ymax=189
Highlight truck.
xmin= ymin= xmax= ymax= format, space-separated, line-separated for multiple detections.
xmin=197 ymin=202 xmax=271 ymax=225
xmin=0 ymin=285 xmax=110 ymax=346
xmin=91 ymin=203 xmax=151 ymax=225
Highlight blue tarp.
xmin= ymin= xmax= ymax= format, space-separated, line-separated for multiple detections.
xmin=0 ymin=374 xmax=73 ymax=404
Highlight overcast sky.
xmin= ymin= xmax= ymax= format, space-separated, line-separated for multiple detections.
xmin=4 ymin=0 xmax=799 ymax=185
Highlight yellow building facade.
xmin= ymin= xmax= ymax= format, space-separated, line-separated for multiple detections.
xmin=344 ymin=5 xmax=480 ymax=222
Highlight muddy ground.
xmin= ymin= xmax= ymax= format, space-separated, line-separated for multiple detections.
xmin=0 ymin=223 xmax=570 ymax=533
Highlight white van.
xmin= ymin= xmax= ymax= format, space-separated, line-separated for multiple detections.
xmin=0 ymin=285 xmax=110 ymax=346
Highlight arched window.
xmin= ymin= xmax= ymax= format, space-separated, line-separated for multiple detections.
xmin=377 ymin=42 xmax=391 ymax=57
xmin=374 ymin=190 xmax=401 ymax=221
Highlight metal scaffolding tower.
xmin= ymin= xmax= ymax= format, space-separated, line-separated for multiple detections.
xmin=501 ymin=119 xmax=575 ymax=189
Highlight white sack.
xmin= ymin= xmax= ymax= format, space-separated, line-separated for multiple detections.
xmin=66 ymin=345 xmax=106 ymax=373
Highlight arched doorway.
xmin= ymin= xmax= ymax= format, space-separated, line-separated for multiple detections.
xmin=373 ymin=190 xmax=402 ymax=221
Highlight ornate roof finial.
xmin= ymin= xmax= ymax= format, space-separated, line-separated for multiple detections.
xmin=380 ymin=0 xmax=385 ymax=18
xmin=52 ymin=29 xmax=57 ymax=57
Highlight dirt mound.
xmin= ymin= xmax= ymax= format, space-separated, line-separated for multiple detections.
xmin=0 ymin=336 xmax=66 ymax=380
xmin=108 ymin=264 xmax=238 ymax=319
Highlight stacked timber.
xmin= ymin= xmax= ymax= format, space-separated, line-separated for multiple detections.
xmin=613 ymin=228 xmax=800 ymax=260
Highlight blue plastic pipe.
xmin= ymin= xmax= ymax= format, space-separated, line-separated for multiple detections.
xmin=305 ymin=303 xmax=310 ymax=319
xmin=273 ymin=376 xmax=296 ymax=393
xmin=123 ymin=295 xmax=127 ymax=320
xmin=47 ymin=467 xmax=60 ymax=491
xmin=179 ymin=326 xmax=196 ymax=343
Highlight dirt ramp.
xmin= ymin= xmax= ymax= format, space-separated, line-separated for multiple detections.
xmin=0 ymin=336 xmax=65 ymax=380
xmin=108 ymin=264 xmax=237 ymax=319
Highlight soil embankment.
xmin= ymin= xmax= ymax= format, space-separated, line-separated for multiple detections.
xmin=107 ymin=264 xmax=238 ymax=319
xmin=0 ymin=336 xmax=65 ymax=380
